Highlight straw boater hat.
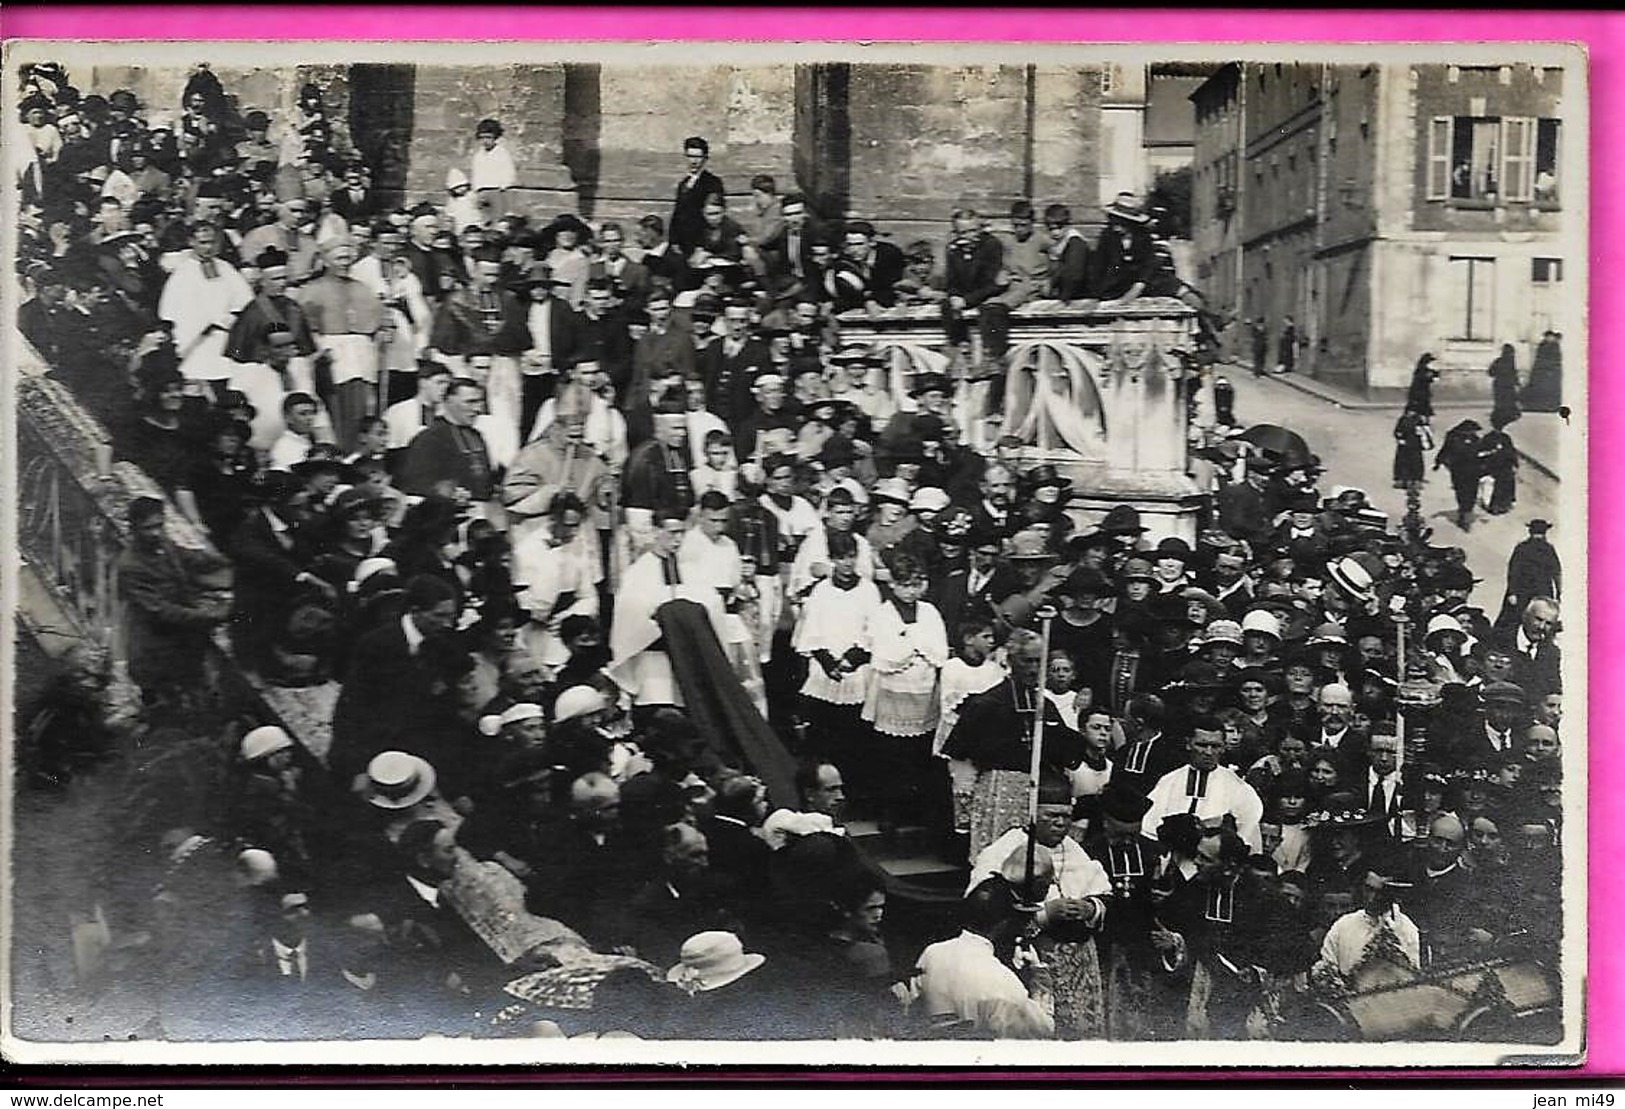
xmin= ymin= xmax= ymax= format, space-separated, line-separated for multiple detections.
xmin=479 ymin=701 xmax=545 ymax=737
xmin=361 ymin=751 xmax=437 ymax=810
xmin=666 ymin=931 xmax=766 ymax=994
xmin=1325 ymin=556 xmax=1377 ymax=606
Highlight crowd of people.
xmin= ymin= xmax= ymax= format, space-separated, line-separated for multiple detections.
xmin=15 ymin=62 xmax=1568 ymax=1044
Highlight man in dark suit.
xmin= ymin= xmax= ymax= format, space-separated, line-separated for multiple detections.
xmin=756 ymin=192 xmax=823 ymax=293
xmin=226 ymin=472 xmax=333 ymax=672
xmin=588 ymin=220 xmax=651 ymax=309
xmin=670 ymin=136 xmax=726 ymax=258
xmin=942 ymin=208 xmax=1008 ymax=373
xmin=575 ymin=278 xmax=633 ymax=396
xmin=627 ymin=286 xmax=695 ymax=405
xmin=698 ymin=301 xmax=770 ymax=428
xmin=328 ymin=163 xmax=377 ymax=224
xmin=518 ymin=273 xmax=585 ymax=436
xmin=827 ymin=220 xmax=906 ymax=312
xmin=935 ymin=530 xmax=1022 ymax=644
xmin=1500 ymin=597 xmax=1563 ymax=700
xmin=328 ymin=574 xmax=460 ymax=787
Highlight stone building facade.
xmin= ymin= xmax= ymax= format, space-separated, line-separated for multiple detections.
xmin=1188 ymin=60 xmax=1575 ymax=397
xmin=1190 ymin=64 xmax=1245 ymax=339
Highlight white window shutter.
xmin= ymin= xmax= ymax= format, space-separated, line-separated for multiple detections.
xmin=1502 ymin=117 xmax=1534 ymax=202
xmin=1427 ymin=117 xmax=1451 ymax=200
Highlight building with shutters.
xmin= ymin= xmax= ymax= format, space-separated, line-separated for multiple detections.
xmin=1188 ymin=59 xmax=1576 ymax=397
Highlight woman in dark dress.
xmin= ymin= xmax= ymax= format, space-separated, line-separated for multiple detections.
xmin=1391 ymin=407 xmax=1430 ymax=488
xmin=1405 ymin=353 xmax=1439 ymax=417
xmin=1488 ymin=343 xmax=1522 ymax=429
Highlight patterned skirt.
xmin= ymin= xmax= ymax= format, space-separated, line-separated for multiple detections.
xmin=968 ymin=769 xmax=1034 ymax=862
xmin=1040 ymin=936 xmax=1105 ymax=1040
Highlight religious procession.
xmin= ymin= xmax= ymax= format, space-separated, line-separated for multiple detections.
xmin=11 ymin=58 xmax=1570 ymax=1047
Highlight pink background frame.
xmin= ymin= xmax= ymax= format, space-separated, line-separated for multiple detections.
xmin=0 ymin=5 xmax=1615 ymax=1082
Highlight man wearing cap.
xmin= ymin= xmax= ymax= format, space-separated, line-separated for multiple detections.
xmin=1141 ymin=717 xmax=1265 ymax=852
xmin=670 ymin=137 xmax=725 ymax=258
xmin=298 ymin=232 xmax=386 ymax=452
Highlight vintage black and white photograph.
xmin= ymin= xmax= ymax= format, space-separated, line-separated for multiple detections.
xmin=2 ymin=40 xmax=1586 ymax=1066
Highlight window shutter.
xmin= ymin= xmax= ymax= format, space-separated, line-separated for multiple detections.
xmin=1427 ymin=117 xmax=1451 ymax=200
xmin=1502 ymin=117 xmax=1534 ymax=202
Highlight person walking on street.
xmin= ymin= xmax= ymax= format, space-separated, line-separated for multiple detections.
xmin=1392 ymin=406 xmax=1431 ymax=489
xmin=1497 ymin=519 xmax=1562 ymax=632
xmin=1476 ymin=412 xmax=1519 ymax=516
xmin=1249 ymin=318 xmax=1267 ymax=378
xmin=1278 ymin=316 xmax=1298 ymax=375
xmin=1406 ymin=353 xmax=1440 ymax=418
xmin=1488 ymin=343 xmax=1521 ymax=430
xmin=1435 ymin=418 xmax=1483 ymax=532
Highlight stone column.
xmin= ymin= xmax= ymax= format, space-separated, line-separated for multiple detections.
xmin=403 ymin=64 xmax=576 ymax=218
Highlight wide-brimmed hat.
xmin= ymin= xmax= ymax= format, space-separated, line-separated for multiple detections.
xmin=1306 ymin=621 xmax=1348 ymax=646
xmin=1325 ymin=556 xmax=1377 ymax=605
xmin=1066 ymin=529 xmax=1112 ymax=554
xmin=1104 ymin=191 xmax=1151 ymax=224
xmin=1173 ymin=660 xmax=1231 ymax=692
xmin=1196 ymin=619 xmax=1245 ymax=648
xmin=1153 ymin=536 xmax=1193 ymax=563
xmin=1149 ymin=593 xmax=1203 ymax=628
xmin=361 ymin=751 xmax=437 ymax=810
xmin=870 ymin=477 xmax=912 ymax=507
xmin=909 ymin=372 xmax=951 ymax=398
xmin=1423 ymin=613 xmax=1465 ymax=645
xmin=666 ymin=931 xmax=766 ymax=994
xmin=240 ymin=725 xmax=294 ymax=762
xmin=1025 ymin=463 xmax=1072 ymax=494
xmin=1100 ymin=505 xmax=1147 ymax=536
xmin=1063 ymin=566 xmax=1113 ymax=600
